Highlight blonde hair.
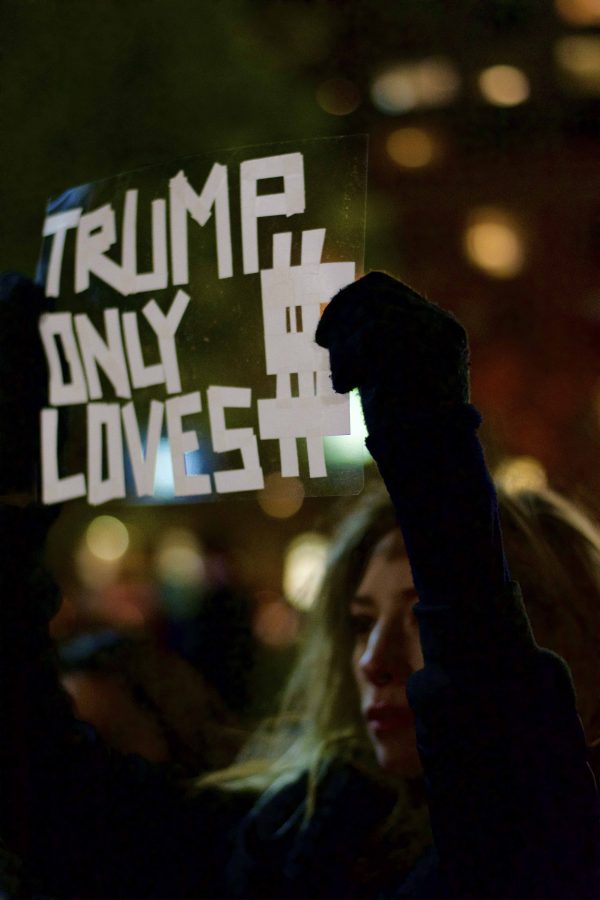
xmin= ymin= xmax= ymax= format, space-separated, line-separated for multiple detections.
xmin=202 ymin=483 xmax=600 ymax=792
xmin=497 ymin=486 xmax=600 ymax=745
xmin=198 ymin=483 xmax=600 ymax=880
xmin=200 ymin=491 xmax=398 ymax=791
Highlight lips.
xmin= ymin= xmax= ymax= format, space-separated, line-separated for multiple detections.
xmin=366 ymin=704 xmax=414 ymax=735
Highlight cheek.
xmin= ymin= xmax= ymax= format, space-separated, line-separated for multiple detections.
xmin=351 ymin=641 xmax=366 ymax=693
xmin=408 ymin=630 xmax=425 ymax=671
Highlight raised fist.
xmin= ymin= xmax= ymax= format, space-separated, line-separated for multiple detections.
xmin=315 ymin=271 xmax=470 ymax=414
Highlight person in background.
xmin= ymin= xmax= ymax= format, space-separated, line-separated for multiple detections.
xmin=58 ymin=629 xmax=246 ymax=771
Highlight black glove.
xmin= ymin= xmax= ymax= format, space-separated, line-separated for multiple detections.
xmin=315 ymin=271 xmax=470 ymax=417
xmin=0 ymin=273 xmax=50 ymax=496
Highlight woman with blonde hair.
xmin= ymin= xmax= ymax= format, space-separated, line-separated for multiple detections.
xmin=205 ymin=484 xmax=600 ymax=897
xmin=208 ymin=273 xmax=600 ymax=897
xmin=1 ymin=271 xmax=599 ymax=898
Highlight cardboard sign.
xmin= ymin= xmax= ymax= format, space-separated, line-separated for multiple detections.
xmin=35 ymin=136 xmax=368 ymax=505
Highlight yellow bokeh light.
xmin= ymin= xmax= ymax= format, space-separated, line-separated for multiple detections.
xmin=555 ymin=0 xmax=600 ymax=26
xmin=258 ymin=473 xmax=305 ymax=519
xmin=495 ymin=456 xmax=548 ymax=494
xmin=463 ymin=207 xmax=526 ymax=279
xmin=555 ymin=36 xmax=600 ymax=93
xmin=283 ymin=531 xmax=329 ymax=609
xmin=86 ymin=515 xmax=129 ymax=562
xmin=478 ymin=65 xmax=530 ymax=106
xmin=316 ymin=78 xmax=361 ymax=116
xmin=386 ymin=127 xmax=439 ymax=169
xmin=283 ymin=532 xmax=329 ymax=611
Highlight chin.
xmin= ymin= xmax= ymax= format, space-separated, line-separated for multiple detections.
xmin=375 ymin=740 xmax=422 ymax=777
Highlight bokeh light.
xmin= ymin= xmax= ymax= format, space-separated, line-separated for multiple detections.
xmin=555 ymin=36 xmax=600 ymax=94
xmin=495 ymin=456 xmax=548 ymax=493
xmin=155 ymin=528 xmax=205 ymax=588
xmin=386 ymin=126 xmax=440 ymax=169
xmin=253 ymin=597 xmax=299 ymax=647
xmin=478 ymin=65 xmax=530 ymax=106
xmin=371 ymin=57 xmax=460 ymax=114
xmin=77 ymin=516 xmax=129 ymax=590
xmin=86 ymin=515 xmax=130 ymax=561
xmin=555 ymin=0 xmax=600 ymax=26
xmin=463 ymin=207 xmax=526 ymax=279
xmin=258 ymin=473 xmax=305 ymax=518
xmin=316 ymin=78 xmax=361 ymax=115
xmin=283 ymin=531 xmax=329 ymax=610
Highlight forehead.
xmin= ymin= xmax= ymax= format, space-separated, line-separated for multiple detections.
xmin=355 ymin=539 xmax=414 ymax=604
xmin=371 ymin=527 xmax=404 ymax=560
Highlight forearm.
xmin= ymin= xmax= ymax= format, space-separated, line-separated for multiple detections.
xmin=362 ymin=400 xmax=539 ymax=670
xmin=365 ymin=405 xmax=600 ymax=894
xmin=366 ymin=402 xmax=508 ymax=603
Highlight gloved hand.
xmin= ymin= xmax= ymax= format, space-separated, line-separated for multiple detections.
xmin=315 ymin=271 xmax=470 ymax=417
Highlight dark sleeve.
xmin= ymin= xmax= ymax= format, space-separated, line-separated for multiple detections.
xmin=0 ymin=504 xmax=242 ymax=899
xmin=366 ymin=403 xmax=600 ymax=899
xmin=227 ymin=761 xmax=396 ymax=900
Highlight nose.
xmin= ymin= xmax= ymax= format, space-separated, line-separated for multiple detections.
xmin=359 ymin=618 xmax=413 ymax=687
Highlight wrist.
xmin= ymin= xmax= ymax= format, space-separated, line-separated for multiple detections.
xmin=361 ymin=396 xmax=482 ymax=446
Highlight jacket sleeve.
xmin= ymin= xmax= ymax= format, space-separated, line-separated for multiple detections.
xmin=366 ymin=403 xmax=600 ymax=899
xmin=0 ymin=503 xmax=241 ymax=899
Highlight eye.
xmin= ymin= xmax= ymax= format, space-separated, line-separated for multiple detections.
xmin=349 ymin=613 xmax=374 ymax=638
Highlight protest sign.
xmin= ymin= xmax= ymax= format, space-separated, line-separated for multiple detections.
xmin=35 ymin=136 xmax=368 ymax=505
